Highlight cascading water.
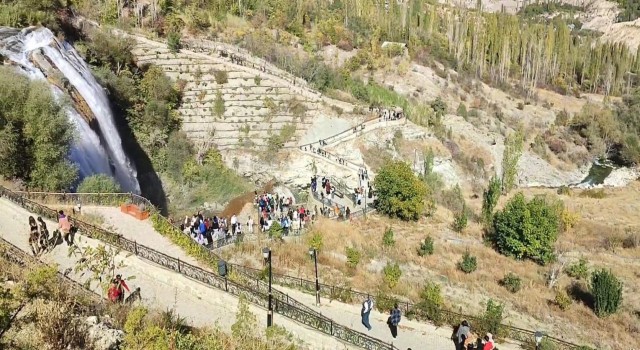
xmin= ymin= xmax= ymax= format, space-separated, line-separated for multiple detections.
xmin=0 ymin=27 xmax=140 ymax=193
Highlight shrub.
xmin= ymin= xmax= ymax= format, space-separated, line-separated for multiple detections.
xmin=579 ymin=189 xmax=606 ymax=199
xmin=554 ymin=289 xmax=573 ymax=311
xmin=417 ymin=236 xmax=434 ymax=256
xmin=254 ymin=75 xmax=261 ymax=85
xmin=452 ymin=206 xmax=468 ymax=233
xmin=214 ymin=70 xmax=228 ymax=85
xmin=623 ymin=229 xmax=640 ymax=248
xmin=517 ymin=102 xmax=524 ymax=110
xmin=374 ymin=160 xmax=429 ymax=221
xmin=77 ymin=174 xmax=121 ymax=193
xmin=430 ymin=97 xmax=447 ymax=118
xmin=382 ymin=262 xmax=402 ymax=289
xmin=477 ymin=299 xmax=504 ymax=337
xmin=268 ymin=221 xmax=283 ymax=241
xmin=374 ymin=290 xmax=398 ymax=313
xmin=167 ymin=31 xmax=181 ymax=53
xmin=308 ymin=231 xmax=323 ymax=251
xmin=346 ymin=247 xmax=361 ymax=268
xmin=482 ymin=175 xmax=502 ymax=224
xmin=413 ymin=282 xmax=444 ymax=325
xmin=456 ymin=103 xmax=468 ymax=119
xmin=457 ymin=251 xmax=477 ymax=274
xmin=501 ymin=129 xmax=524 ymax=193
xmin=500 ymin=273 xmax=522 ymax=293
xmin=492 ymin=193 xmax=560 ymax=265
xmin=382 ymin=227 xmax=395 ymax=247
xmin=214 ymin=90 xmax=225 ymax=118
xmin=565 ymin=258 xmax=590 ymax=280
xmin=591 ymin=269 xmax=623 ymax=317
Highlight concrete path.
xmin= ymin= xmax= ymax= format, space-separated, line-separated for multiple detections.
xmin=81 ymin=205 xmax=525 ymax=350
xmin=0 ymin=198 xmax=357 ymax=350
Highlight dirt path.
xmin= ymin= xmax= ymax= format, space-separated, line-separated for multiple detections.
xmin=84 ymin=205 xmax=525 ymax=350
xmin=0 ymin=198 xmax=357 ymax=350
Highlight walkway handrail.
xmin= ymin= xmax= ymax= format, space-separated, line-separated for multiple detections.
xmin=0 ymin=187 xmax=398 ymax=350
xmin=4 ymin=189 xmax=584 ymax=349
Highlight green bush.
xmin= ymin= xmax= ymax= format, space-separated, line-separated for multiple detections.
xmin=591 ymin=269 xmax=623 ymax=317
xmin=308 ymin=231 xmax=323 ymax=251
xmin=482 ymin=175 xmax=502 ymax=224
xmin=452 ymin=206 xmax=468 ymax=233
xmin=456 ymin=103 xmax=468 ymax=119
xmin=382 ymin=227 xmax=395 ymax=248
xmin=214 ymin=70 xmax=228 ymax=85
xmin=566 ymin=258 xmax=590 ymax=280
xmin=374 ymin=160 xmax=429 ymax=221
xmin=477 ymin=299 xmax=504 ymax=337
xmin=77 ymin=174 xmax=121 ymax=193
xmin=345 ymin=247 xmax=361 ymax=268
xmin=167 ymin=32 xmax=181 ymax=53
xmin=492 ymin=193 xmax=560 ymax=265
xmin=214 ymin=90 xmax=225 ymax=118
xmin=413 ymin=282 xmax=444 ymax=325
xmin=457 ymin=251 xmax=477 ymax=274
xmin=382 ymin=262 xmax=402 ymax=289
xmin=268 ymin=221 xmax=284 ymax=241
xmin=554 ymin=289 xmax=572 ymax=311
xmin=417 ymin=236 xmax=434 ymax=256
xmin=374 ymin=290 xmax=398 ymax=313
xmin=500 ymin=273 xmax=522 ymax=293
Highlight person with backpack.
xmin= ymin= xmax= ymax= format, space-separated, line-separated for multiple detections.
xmin=361 ymin=296 xmax=373 ymax=331
xmin=37 ymin=217 xmax=50 ymax=252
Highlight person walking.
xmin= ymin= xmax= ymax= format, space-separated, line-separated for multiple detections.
xmin=37 ymin=217 xmax=50 ymax=252
xmin=115 ymin=274 xmax=130 ymax=303
xmin=247 ymin=216 xmax=254 ymax=234
xmin=455 ymin=320 xmax=471 ymax=350
xmin=28 ymin=216 xmax=40 ymax=256
xmin=361 ymin=296 xmax=373 ymax=331
xmin=57 ymin=210 xmax=72 ymax=246
xmin=388 ymin=303 xmax=401 ymax=338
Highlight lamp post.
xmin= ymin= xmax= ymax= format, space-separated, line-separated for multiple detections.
xmin=534 ymin=331 xmax=544 ymax=350
xmin=263 ymin=247 xmax=273 ymax=327
xmin=308 ymin=247 xmax=320 ymax=305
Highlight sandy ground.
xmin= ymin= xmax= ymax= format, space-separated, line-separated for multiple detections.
xmin=79 ymin=205 xmax=526 ymax=350
xmin=0 ymin=198 xmax=359 ymax=350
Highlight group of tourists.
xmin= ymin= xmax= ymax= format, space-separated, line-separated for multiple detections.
xmin=26 ymin=210 xmax=74 ymax=256
xmin=256 ymin=191 xmax=313 ymax=235
xmin=181 ymin=213 xmax=245 ymax=245
xmin=454 ymin=320 xmax=496 ymax=350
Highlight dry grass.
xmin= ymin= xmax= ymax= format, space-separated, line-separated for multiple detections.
xmin=224 ymin=183 xmax=640 ymax=349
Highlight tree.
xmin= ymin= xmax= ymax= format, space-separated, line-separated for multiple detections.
xmin=68 ymin=242 xmax=131 ymax=295
xmin=591 ymin=269 xmax=623 ymax=317
xmin=492 ymin=193 xmax=560 ymax=265
xmin=77 ymin=174 xmax=121 ymax=193
xmin=501 ymin=129 xmax=524 ymax=193
xmin=482 ymin=175 xmax=502 ymax=224
xmin=374 ymin=160 xmax=428 ymax=221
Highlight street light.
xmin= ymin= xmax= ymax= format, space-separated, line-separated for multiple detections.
xmin=263 ymin=247 xmax=273 ymax=327
xmin=534 ymin=331 xmax=544 ymax=350
xmin=308 ymin=247 xmax=320 ymax=306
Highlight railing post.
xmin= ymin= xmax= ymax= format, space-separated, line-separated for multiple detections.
xmin=134 ymin=241 xmax=138 ymax=255
xmin=330 ymin=320 xmax=333 ymax=335
xmin=177 ymin=259 xmax=181 ymax=273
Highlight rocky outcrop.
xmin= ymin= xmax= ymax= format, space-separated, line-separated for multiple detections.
xmin=84 ymin=316 xmax=124 ymax=350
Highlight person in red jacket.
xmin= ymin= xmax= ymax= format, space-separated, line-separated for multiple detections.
xmin=482 ymin=333 xmax=495 ymax=350
xmin=114 ymin=274 xmax=130 ymax=303
xmin=107 ymin=279 xmax=120 ymax=303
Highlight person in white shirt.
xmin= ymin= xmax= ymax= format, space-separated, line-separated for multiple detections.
xmin=361 ymin=296 xmax=373 ymax=331
xmin=247 ymin=216 xmax=254 ymax=234
xmin=231 ymin=214 xmax=238 ymax=234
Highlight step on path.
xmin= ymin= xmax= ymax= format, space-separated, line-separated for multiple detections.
xmin=0 ymin=198 xmax=358 ymax=350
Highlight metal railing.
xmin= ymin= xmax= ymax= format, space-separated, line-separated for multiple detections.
xmin=0 ymin=187 xmax=398 ymax=350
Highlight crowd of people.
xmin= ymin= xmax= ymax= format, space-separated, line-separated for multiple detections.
xmin=255 ymin=191 xmax=313 ymax=234
xmin=181 ymin=213 xmax=245 ymax=245
xmin=26 ymin=210 xmax=75 ymax=256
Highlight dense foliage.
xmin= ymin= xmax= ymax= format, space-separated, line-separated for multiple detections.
xmin=66 ymin=0 xmax=640 ymax=96
xmin=492 ymin=193 xmax=560 ymax=265
xmin=0 ymin=67 xmax=78 ymax=191
xmin=374 ymin=160 xmax=428 ymax=221
xmin=591 ymin=269 xmax=623 ymax=318
xmin=76 ymin=174 xmax=121 ymax=193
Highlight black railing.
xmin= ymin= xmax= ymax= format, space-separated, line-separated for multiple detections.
xmin=0 ymin=187 xmax=398 ymax=350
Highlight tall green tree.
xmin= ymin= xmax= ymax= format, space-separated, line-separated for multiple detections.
xmin=374 ymin=160 xmax=428 ymax=221
xmin=492 ymin=193 xmax=560 ymax=265
xmin=591 ymin=269 xmax=623 ymax=318
xmin=482 ymin=175 xmax=502 ymax=224
xmin=501 ymin=129 xmax=524 ymax=193
xmin=77 ymin=174 xmax=121 ymax=193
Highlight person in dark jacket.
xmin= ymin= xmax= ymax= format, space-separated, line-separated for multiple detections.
xmin=387 ymin=303 xmax=401 ymax=338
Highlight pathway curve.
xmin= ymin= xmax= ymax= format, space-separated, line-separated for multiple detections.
xmin=82 ymin=205 xmax=524 ymax=350
xmin=0 ymin=198 xmax=357 ymax=350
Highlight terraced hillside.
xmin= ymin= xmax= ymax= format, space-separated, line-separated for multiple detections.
xmin=130 ymin=35 xmax=353 ymax=151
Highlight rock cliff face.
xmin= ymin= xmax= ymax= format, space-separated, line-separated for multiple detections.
xmin=84 ymin=316 xmax=124 ymax=350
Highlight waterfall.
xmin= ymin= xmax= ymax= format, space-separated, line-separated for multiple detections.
xmin=0 ymin=27 xmax=140 ymax=193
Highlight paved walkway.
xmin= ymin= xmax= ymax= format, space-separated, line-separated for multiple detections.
xmin=79 ymin=205 xmax=524 ymax=350
xmin=0 ymin=198 xmax=357 ymax=350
